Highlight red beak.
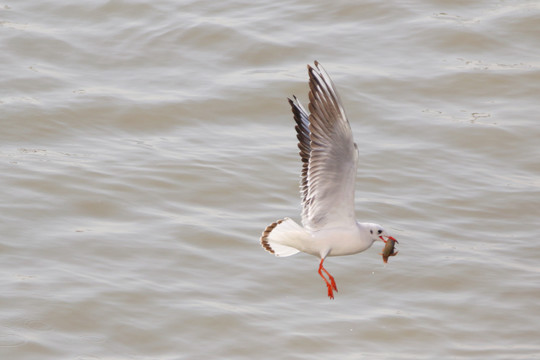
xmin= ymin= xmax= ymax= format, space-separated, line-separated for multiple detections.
xmin=379 ymin=235 xmax=398 ymax=244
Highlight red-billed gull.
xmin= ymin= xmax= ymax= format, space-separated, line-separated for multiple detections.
xmin=260 ymin=61 xmax=397 ymax=299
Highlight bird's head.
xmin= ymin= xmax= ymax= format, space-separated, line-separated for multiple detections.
xmin=367 ymin=223 xmax=397 ymax=244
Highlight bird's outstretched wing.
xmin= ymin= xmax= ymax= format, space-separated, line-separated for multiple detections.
xmin=289 ymin=61 xmax=359 ymax=231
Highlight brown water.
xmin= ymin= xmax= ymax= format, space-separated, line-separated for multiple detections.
xmin=1 ymin=1 xmax=539 ymax=359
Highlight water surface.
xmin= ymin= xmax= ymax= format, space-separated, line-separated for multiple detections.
xmin=1 ymin=1 xmax=539 ymax=359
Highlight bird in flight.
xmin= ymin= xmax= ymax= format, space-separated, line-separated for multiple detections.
xmin=260 ymin=61 xmax=397 ymax=299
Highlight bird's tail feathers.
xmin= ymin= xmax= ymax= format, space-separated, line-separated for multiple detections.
xmin=260 ymin=217 xmax=304 ymax=257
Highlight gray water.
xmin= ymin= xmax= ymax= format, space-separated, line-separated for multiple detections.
xmin=1 ymin=1 xmax=539 ymax=359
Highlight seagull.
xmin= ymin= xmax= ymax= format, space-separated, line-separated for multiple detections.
xmin=260 ymin=61 xmax=397 ymax=299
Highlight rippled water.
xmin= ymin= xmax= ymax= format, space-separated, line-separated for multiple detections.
xmin=1 ymin=0 xmax=539 ymax=359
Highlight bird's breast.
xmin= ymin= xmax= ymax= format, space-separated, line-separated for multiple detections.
xmin=309 ymin=226 xmax=373 ymax=257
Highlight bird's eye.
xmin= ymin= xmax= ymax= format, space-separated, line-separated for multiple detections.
xmin=378 ymin=229 xmax=383 ymax=234
xmin=370 ymin=230 xmax=373 ymax=234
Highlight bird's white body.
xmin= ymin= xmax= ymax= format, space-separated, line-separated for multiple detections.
xmin=264 ymin=218 xmax=376 ymax=258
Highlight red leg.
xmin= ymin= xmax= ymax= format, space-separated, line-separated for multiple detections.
xmin=318 ymin=258 xmax=338 ymax=299
xmin=321 ymin=266 xmax=338 ymax=292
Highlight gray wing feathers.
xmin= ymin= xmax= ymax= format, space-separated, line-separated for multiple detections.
xmin=289 ymin=96 xmax=311 ymax=220
xmin=289 ymin=61 xmax=359 ymax=230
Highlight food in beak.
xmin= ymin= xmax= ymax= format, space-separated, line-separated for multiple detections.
xmin=380 ymin=237 xmax=399 ymax=263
